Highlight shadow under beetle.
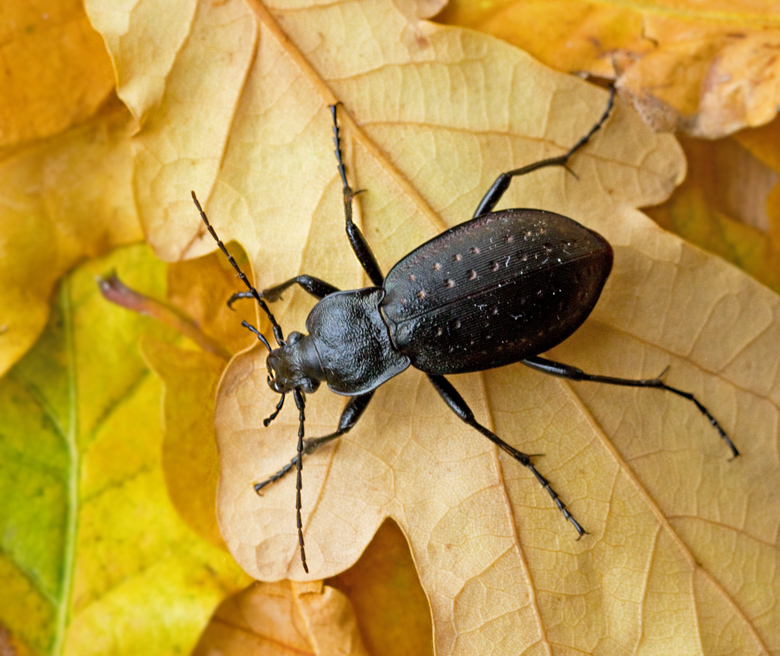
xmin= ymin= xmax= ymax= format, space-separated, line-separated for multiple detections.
xmin=193 ymin=88 xmax=737 ymax=573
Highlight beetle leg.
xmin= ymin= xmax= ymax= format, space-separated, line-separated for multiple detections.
xmin=254 ymin=391 xmax=375 ymax=492
xmin=329 ymin=104 xmax=385 ymax=287
xmin=427 ymin=374 xmax=587 ymax=538
xmin=228 ymin=275 xmax=340 ymax=309
xmin=522 ymin=355 xmax=738 ymax=459
xmin=472 ymin=87 xmax=615 ymax=218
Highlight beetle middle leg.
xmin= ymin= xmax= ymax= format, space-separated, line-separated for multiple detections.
xmin=522 ymin=355 xmax=738 ymax=458
xmin=254 ymin=391 xmax=375 ymax=492
xmin=427 ymin=373 xmax=587 ymax=538
xmin=329 ymin=104 xmax=385 ymax=287
xmin=472 ymin=87 xmax=616 ymax=219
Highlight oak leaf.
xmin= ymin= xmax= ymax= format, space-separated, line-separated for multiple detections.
xmin=438 ymin=0 xmax=780 ymax=137
xmin=85 ymin=0 xmax=780 ymax=654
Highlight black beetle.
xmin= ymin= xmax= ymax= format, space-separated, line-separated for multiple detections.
xmin=193 ymin=89 xmax=736 ymax=573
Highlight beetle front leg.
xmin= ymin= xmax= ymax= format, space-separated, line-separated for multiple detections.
xmin=254 ymin=391 xmax=375 ymax=492
xmin=522 ymin=355 xmax=738 ymax=458
xmin=329 ymin=104 xmax=385 ymax=287
xmin=472 ymin=87 xmax=615 ymax=218
xmin=228 ymin=275 xmax=340 ymax=308
xmin=427 ymin=374 xmax=587 ymax=538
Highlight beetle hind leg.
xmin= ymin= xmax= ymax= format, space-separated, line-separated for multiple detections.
xmin=522 ymin=355 xmax=738 ymax=459
xmin=427 ymin=374 xmax=587 ymax=538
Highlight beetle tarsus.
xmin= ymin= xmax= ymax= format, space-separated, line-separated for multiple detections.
xmin=254 ymin=393 xmax=376 ymax=491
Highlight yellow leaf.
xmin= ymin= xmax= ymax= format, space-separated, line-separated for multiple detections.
xmin=0 ymin=0 xmax=115 ymax=151
xmin=141 ymin=249 xmax=259 ymax=547
xmin=438 ymin=0 xmax=780 ymax=137
xmin=646 ymin=133 xmax=780 ymax=293
xmin=86 ymin=0 xmax=780 ymax=653
xmin=0 ymin=244 xmax=248 ymax=655
xmin=0 ymin=102 xmax=141 ymax=377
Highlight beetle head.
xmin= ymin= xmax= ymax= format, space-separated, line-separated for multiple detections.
xmin=266 ymin=331 xmax=323 ymax=395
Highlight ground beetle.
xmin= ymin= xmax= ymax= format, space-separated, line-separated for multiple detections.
xmin=192 ymin=88 xmax=737 ymax=573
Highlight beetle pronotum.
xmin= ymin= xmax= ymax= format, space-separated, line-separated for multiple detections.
xmin=193 ymin=88 xmax=736 ymax=572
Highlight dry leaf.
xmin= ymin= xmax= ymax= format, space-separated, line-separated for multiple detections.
xmin=0 ymin=102 xmax=141 ymax=378
xmin=327 ymin=520 xmax=434 ymax=656
xmin=141 ymin=249 xmax=258 ymax=547
xmin=193 ymin=580 xmax=368 ymax=655
xmin=85 ymin=0 xmax=780 ymax=654
xmin=0 ymin=0 xmax=115 ymax=152
xmin=195 ymin=520 xmax=432 ymax=655
xmin=646 ymin=133 xmax=780 ymax=293
xmin=438 ymin=0 xmax=780 ymax=137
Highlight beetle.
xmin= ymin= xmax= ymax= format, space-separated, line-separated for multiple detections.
xmin=193 ymin=88 xmax=737 ymax=573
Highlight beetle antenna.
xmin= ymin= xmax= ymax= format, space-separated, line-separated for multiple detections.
xmin=292 ymin=388 xmax=309 ymax=573
xmin=191 ymin=192 xmax=286 ymax=346
xmin=264 ymin=393 xmax=286 ymax=427
xmin=241 ymin=319 xmax=272 ymax=353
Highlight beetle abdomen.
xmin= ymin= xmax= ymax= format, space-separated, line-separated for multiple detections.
xmin=380 ymin=209 xmax=613 ymax=375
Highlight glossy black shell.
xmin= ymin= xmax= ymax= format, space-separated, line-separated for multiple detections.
xmin=380 ymin=209 xmax=613 ymax=375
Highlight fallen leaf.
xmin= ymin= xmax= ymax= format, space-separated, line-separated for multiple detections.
xmin=646 ymin=133 xmax=780 ymax=293
xmin=194 ymin=520 xmax=432 ymax=656
xmin=141 ymin=248 xmax=259 ymax=547
xmin=85 ymin=0 xmax=780 ymax=654
xmin=0 ymin=0 xmax=115 ymax=152
xmin=0 ymin=244 xmax=249 ymax=656
xmin=192 ymin=580 xmax=368 ymax=655
xmin=328 ymin=519 xmax=434 ymax=656
xmin=437 ymin=0 xmax=780 ymax=137
xmin=0 ymin=100 xmax=141 ymax=378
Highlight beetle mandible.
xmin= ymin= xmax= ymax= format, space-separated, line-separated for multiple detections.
xmin=193 ymin=88 xmax=737 ymax=573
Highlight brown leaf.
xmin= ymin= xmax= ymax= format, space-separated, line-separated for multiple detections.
xmin=437 ymin=0 xmax=780 ymax=137
xmin=328 ymin=520 xmax=433 ymax=656
xmin=192 ymin=580 xmax=369 ymax=655
xmin=89 ymin=0 xmax=780 ymax=653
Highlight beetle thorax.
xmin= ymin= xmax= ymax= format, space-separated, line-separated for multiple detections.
xmin=266 ymin=331 xmax=324 ymax=394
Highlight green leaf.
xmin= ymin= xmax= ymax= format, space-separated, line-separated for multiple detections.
xmin=0 ymin=243 xmax=248 ymax=656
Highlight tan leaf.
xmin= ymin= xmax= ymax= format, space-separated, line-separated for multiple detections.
xmin=437 ymin=0 xmax=780 ymax=137
xmin=192 ymin=580 xmax=369 ymax=655
xmin=88 ymin=0 xmax=780 ymax=653
xmin=194 ymin=520 xmax=431 ymax=655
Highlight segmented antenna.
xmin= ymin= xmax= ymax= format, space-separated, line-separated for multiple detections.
xmin=293 ymin=389 xmax=309 ymax=573
xmin=191 ymin=192 xmax=286 ymax=346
